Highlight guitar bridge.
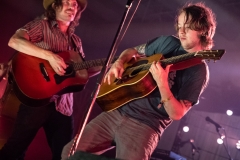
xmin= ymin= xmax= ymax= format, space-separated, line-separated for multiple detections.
xmin=40 ymin=63 xmax=50 ymax=82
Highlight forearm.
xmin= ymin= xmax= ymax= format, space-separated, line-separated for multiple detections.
xmin=117 ymin=48 xmax=139 ymax=63
xmin=8 ymin=30 xmax=67 ymax=75
xmin=104 ymin=48 xmax=139 ymax=84
xmin=151 ymin=63 xmax=191 ymax=120
xmin=158 ymin=84 xmax=187 ymax=120
xmin=8 ymin=30 xmax=54 ymax=61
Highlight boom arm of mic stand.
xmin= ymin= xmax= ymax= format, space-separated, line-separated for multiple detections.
xmin=68 ymin=0 xmax=135 ymax=157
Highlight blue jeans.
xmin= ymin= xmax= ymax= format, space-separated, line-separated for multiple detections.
xmin=62 ymin=110 xmax=158 ymax=160
xmin=0 ymin=102 xmax=73 ymax=160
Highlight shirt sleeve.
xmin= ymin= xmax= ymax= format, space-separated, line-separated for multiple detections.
xmin=20 ymin=19 xmax=43 ymax=43
xmin=177 ymin=62 xmax=209 ymax=105
xmin=145 ymin=35 xmax=181 ymax=56
xmin=55 ymin=93 xmax=74 ymax=116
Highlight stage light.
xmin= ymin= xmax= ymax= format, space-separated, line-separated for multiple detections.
xmin=217 ymin=138 xmax=223 ymax=144
xmin=226 ymin=110 xmax=233 ymax=116
xmin=236 ymin=140 xmax=240 ymax=149
xmin=220 ymin=134 xmax=225 ymax=139
xmin=183 ymin=126 xmax=189 ymax=132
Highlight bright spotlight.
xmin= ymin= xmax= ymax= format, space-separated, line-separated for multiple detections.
xmin=226 ymin=110 xmax=233 ymax=116
xmin=183 ymin=126 xmax=189 ymax=132
xmin=236 ymin=140 xmax=240 ymax=149
xmin=217 ymin=138 xmax=223 ymax=144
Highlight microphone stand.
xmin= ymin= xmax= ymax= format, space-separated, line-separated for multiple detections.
xmin=68 ymin=0 xmax=134 ymax=157
xmin=217 ymin=129 xmax=233 ymax=160
xmin=190 ymin=143 xmax=200 ymax=160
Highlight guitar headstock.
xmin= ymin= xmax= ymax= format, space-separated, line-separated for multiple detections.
xmin=194 ymin=49 xmax=225 ymax=61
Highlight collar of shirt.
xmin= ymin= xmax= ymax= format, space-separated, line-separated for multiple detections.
xmin=49 ymin=20 xmax=75 ymax=37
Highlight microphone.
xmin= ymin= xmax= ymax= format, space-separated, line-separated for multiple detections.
xmin=127 ymin=0 xmax=134 ymax=6
xmin=205 ymin=116 xmax=222 ymax=132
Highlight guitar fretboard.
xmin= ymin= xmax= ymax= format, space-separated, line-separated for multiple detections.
xmin=72 ymin=57 xmax=118 ymax=71
xmin=127 ymin=52 xmax=197 ymax=72
xmin=160 ymin=52 xmax=197 ymax=67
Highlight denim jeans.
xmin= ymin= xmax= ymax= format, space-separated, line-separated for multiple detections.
xmin=62 ymin=109 xmax=158 ymax=160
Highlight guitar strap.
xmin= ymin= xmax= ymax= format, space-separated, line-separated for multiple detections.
xmin=69 ymin=36 xmax=85 ymax=62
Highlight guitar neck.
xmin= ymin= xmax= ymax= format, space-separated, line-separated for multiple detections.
xmin=72 ymin=57 xmax=118 ymax=71
xmin=133 ymin=49 xmax=225 ymax=71
xmin=139 ymin=52 xmax=197 ymax=71
xmin=160 ymin=52 xmax=197 ymax=67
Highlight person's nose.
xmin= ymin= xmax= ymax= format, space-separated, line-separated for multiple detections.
xmin=67 ymin=2 xmax=76 ymax=10
xmin=179 ymin=27 xmax=186 ymax=34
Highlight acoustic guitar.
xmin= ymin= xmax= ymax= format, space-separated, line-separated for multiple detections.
xmin=11 ymin=51 xmax=116 ymax=107
xmin=96 ymin=50 xmax=225 ymax=112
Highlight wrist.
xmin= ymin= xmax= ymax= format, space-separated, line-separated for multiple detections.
xmin=115 ymin=59 xmax=124 ymax=64
xmin=45 ymin=51 xmax=54 ymax=61
xmin=160 ymin=94 xmax=174 ymax=104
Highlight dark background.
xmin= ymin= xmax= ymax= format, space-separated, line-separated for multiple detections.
xmin=1 ymin=0 xmax=240 ymax=159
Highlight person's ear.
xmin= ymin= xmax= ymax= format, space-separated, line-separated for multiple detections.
xmin=51 ymin=3 xmax=56 ymax=9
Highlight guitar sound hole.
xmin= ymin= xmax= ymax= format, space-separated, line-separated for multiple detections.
xmin=114 ymin=59 xmax=148 ymax=84
xmin=131 ymin=59 xmax=148 ymax=67
xmin=130 ymin=68 xmax=142 ymax=77
xmin=64 ymin=64 xmax=73 ymax=75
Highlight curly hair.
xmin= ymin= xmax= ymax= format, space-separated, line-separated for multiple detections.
xmin=43 ymin=0 xmax=82 ymax=27
xmin=175 ymin=2 xmax=217 ymax=49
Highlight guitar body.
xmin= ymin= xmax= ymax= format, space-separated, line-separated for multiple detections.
xmin=11 ymin=51 xmax=88 ymax=107
xmin=96 ymin=54 xmax=163 ymax=111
